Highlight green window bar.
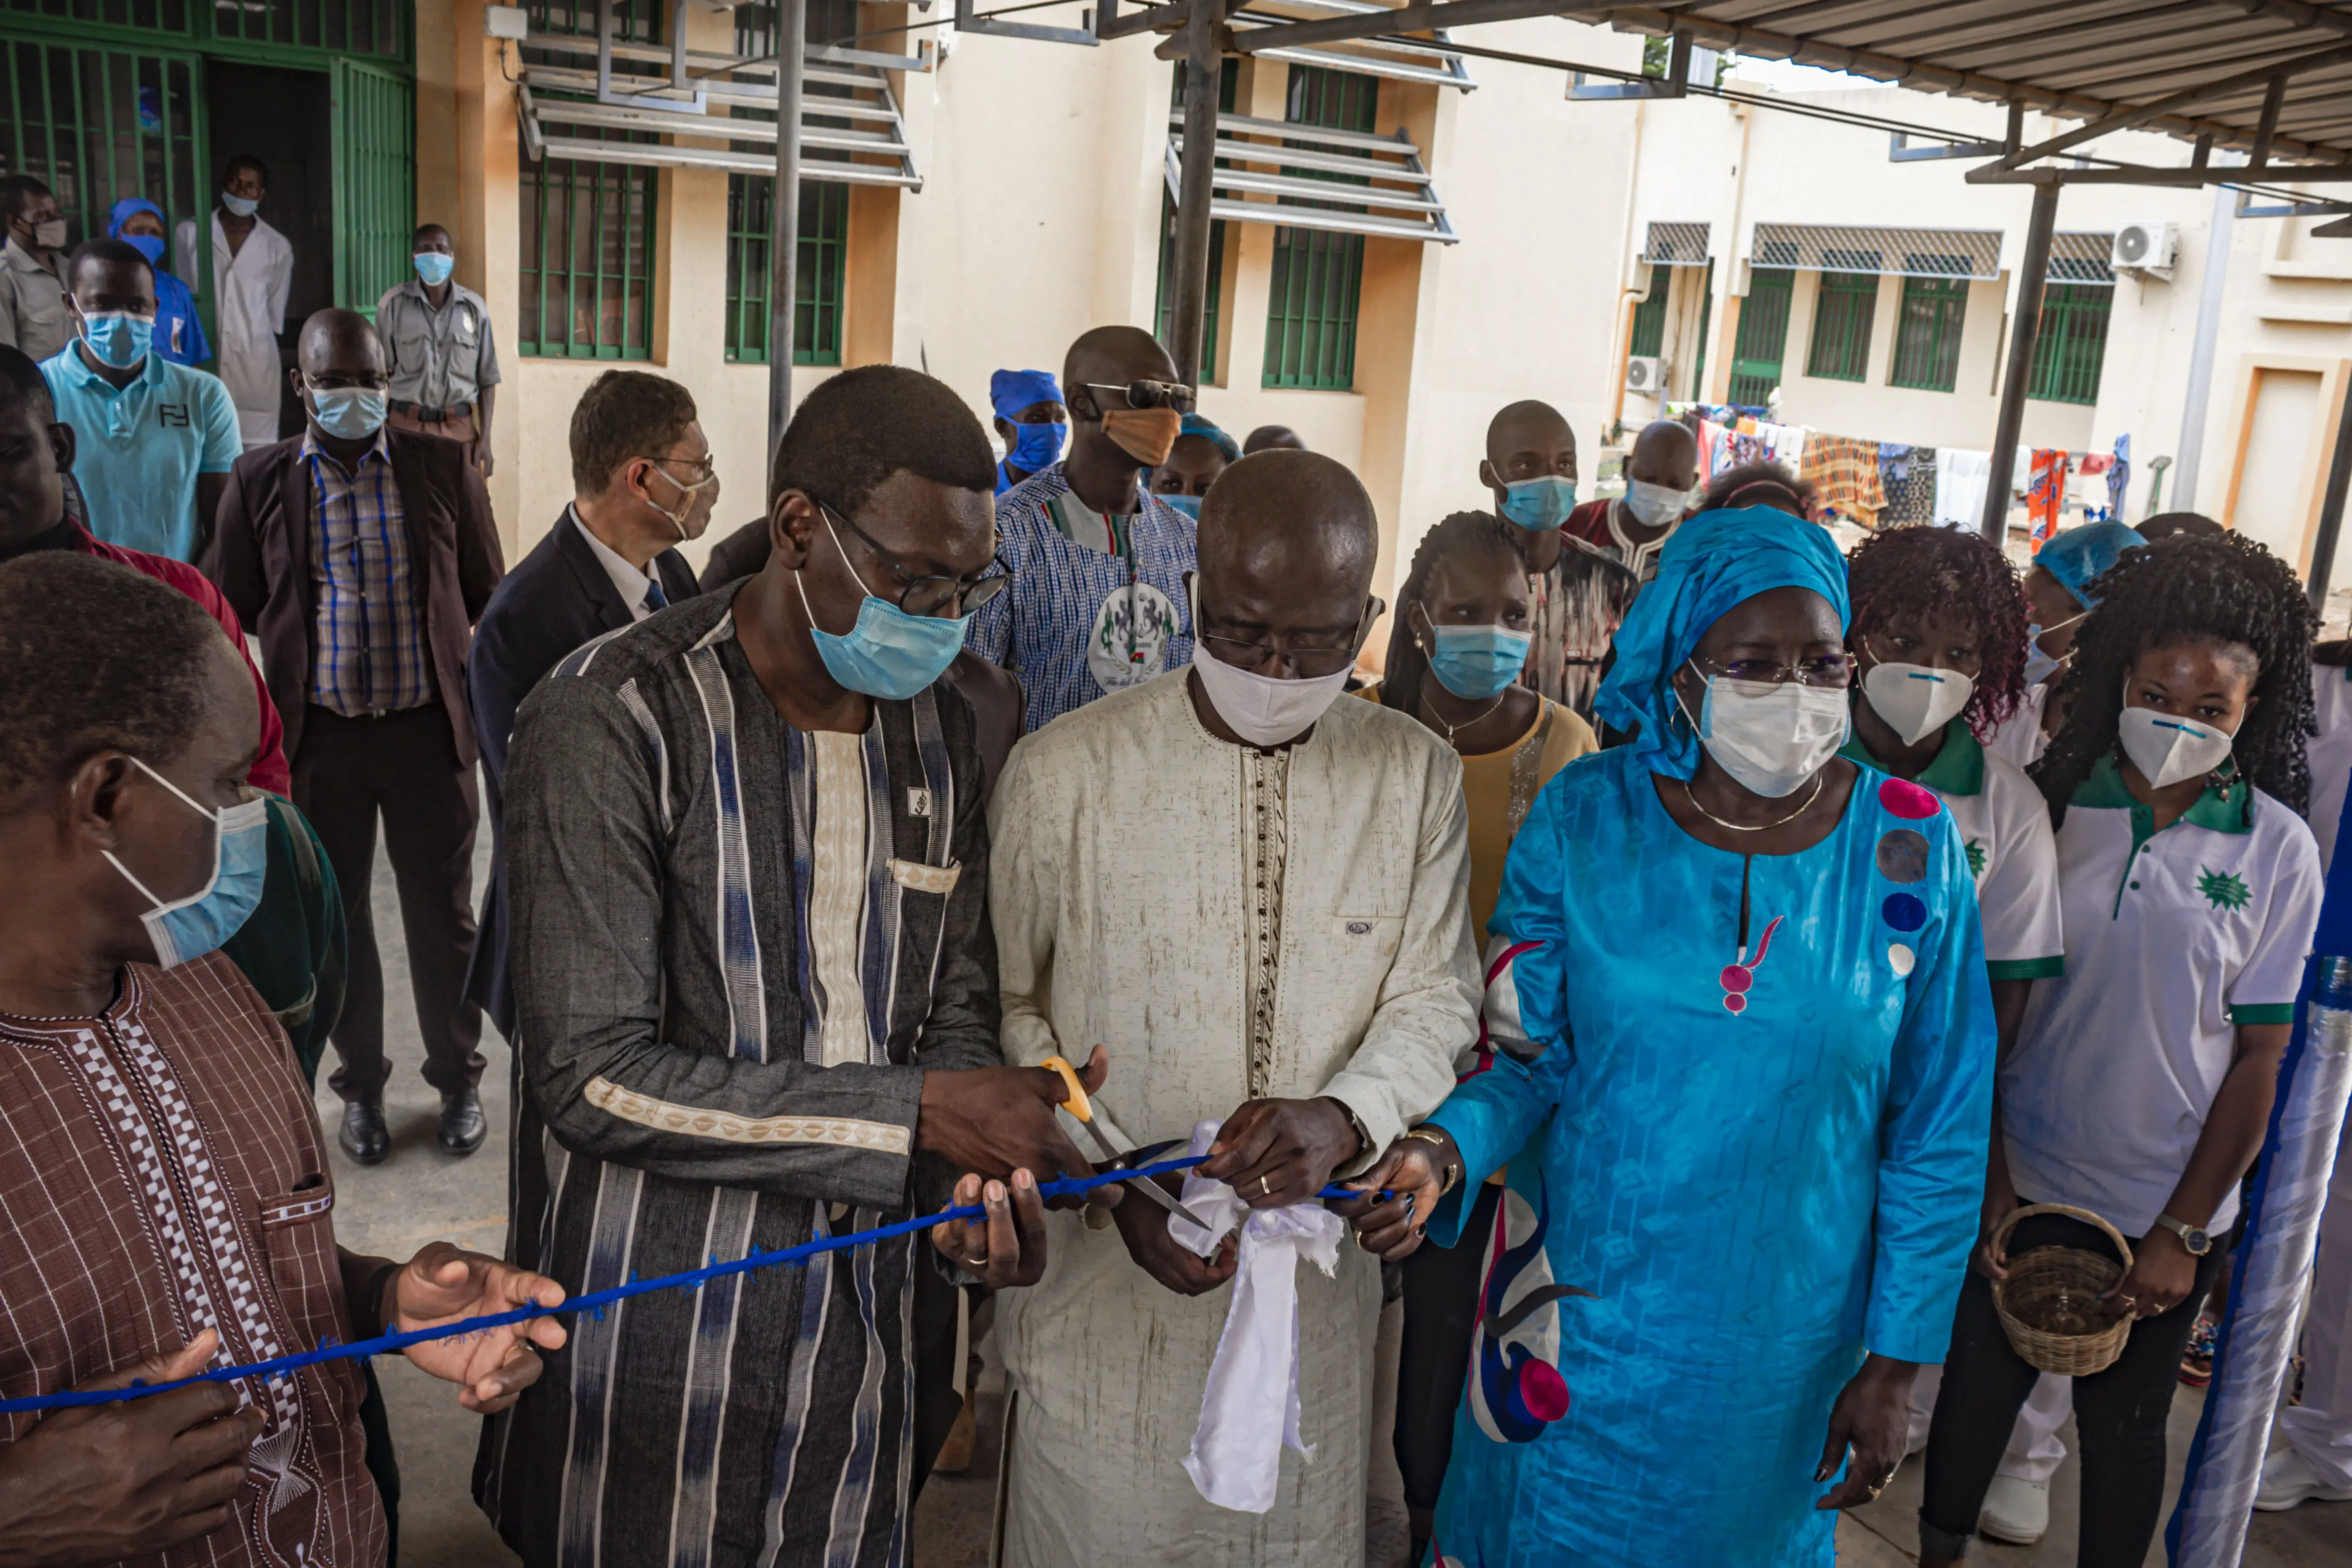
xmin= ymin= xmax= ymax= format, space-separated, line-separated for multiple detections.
xmin=1627 ymin=261 xmax=1670 ymax=359
xmin=0 ymin=38 xmax=202 ymax=251
xmin=1888 ymin=263 xmax=1969 ymax=392
xmin=207 ymin=0 xmax=406 ymax=58
xmin=332 ymin=56 xmax=412 ymax=318
xmin=1726 ymin=266 xmax=1792 ymax=407
xmin=1805 ymin=271 xmax=1878 ymax=383
xmin=1690 ymin=256 xmax=1711 ymax=399
xmin=529 ymin=0 xmax=660 ymax=39
xmin=2029 ymin=281 xmax=2111 ymax=406
xmin=1264 ymin=63 xmax=1374 ymax=392
xmin=517 ymin=107 xmax=657 ymax=358
xmin=724 ymin=173 xmax=846 ymax=366
xmin=0 ymin=0 xmax=194 ymax=34
xmin=1154 ymin=189 xmax=1223 ymax=382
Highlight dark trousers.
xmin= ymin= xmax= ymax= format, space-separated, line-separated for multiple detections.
xmin=1920 ymin=1209 xmax=2229 ymax=1565
xmin=1395 ymin=1181 xmax=1503 ymax=1521
xmin=293 ymin=702 xmax=486 ymax=1103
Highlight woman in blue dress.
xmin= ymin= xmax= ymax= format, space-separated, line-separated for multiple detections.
xmin=1341 ymin=506 xmax=1997 ymax=1565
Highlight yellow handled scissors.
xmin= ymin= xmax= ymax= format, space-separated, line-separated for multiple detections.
xmin=1041 ymin=1054 xmax=1212 ymax=1230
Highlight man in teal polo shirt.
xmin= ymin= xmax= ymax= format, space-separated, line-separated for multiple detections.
xmin=39 ymin=236 xmax=240 ymax=562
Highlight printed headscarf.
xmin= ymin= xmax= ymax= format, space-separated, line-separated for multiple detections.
xmin=1593 ymin=505 xmax=1851 ymax=781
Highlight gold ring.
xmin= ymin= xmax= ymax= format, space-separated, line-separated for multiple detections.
xmin=964 ymin=1256 xmax=990 ymax=1269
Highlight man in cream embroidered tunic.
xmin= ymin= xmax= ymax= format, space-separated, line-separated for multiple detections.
xmin=478 ymin=368 xmax=1089 ymax=1567
xmin=988 ymin=451 xmax=1480 ymax=1566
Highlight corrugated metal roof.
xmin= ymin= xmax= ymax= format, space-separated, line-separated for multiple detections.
xmin=1609 ymin=1 xmax=2352 ymax=164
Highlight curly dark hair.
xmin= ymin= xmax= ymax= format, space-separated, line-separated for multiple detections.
xmin=1845 ymin=525 xmax=2030 ymax=740
xmin=1379 ymin=510 xmax=1521 ymax=716
xmin=1698 ymin=461 xmax=1816 ymax=518
xmin=2031 ymin=531 xmax=2316 ymax=820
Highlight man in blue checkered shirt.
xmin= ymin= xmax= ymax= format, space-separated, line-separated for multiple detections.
xmin=966 ymin=325 xmax=1198 ymax=733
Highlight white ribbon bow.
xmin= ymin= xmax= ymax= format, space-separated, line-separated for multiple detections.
xmin=1167 ymin=1119 xmax=1346 ymax=1514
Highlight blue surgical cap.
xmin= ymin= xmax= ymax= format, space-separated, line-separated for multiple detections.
xmin=1593 ymin=506 xmax=1852 ymax=782
xmin=1178 ymin=412 xmax=1240 ymax=465
xmin=106 ymin=196 xmax=164 ymax=242
xmin=2036 ymin=519 xmax=2145 ymax=610
xmin=990 ymin=368 xmax=1063 ymax=421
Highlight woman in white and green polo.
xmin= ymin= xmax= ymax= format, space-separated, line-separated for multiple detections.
xmin=1918 ymin=531 xmax=2323 ymax=1568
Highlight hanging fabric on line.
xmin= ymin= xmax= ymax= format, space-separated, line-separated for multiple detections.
xmin=1933 ymin=449 xmax=1993 ymax=527
xmin=2028 ymin=449 xmax=2071 ymax=549
xmin=2107 ymin=433 xmax=2132 ymax=520
xmin=1798 ymin=434 xmax=1886 ymax=529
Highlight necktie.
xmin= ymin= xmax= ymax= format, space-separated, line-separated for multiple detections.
xmin=644 ymin=575 xmax=668 ymax=612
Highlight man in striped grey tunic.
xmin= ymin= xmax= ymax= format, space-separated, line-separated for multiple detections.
xmin=476 ymin=368 xmax=1087 ymax=1567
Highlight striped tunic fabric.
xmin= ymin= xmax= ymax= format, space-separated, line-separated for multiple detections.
xmin=475 ymin=591 xmax=999 ymax=1568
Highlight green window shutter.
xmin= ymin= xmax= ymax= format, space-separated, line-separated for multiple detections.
xmin=2029 ymin=281 xmax=2111 ymax=406
xmin=516 ymin=108 xmax=658 ymax=359
xmin=1727 ymin=266 xmax=1793 ymax=406
xmin=1888 ymin=263 xmax=1969 ymax=392
xmin=331 ymin=57 xmax=412 ymax=320
xmin=204 ymin=0 xmax=410 ymax=58
xmin=724 ymin=174 xmax=847 ymax=366
xmin=0 ymin=37 xmax=204 ymax=256
xmin=1262 ymin=63 xmax=1374 ymax=392
xmin=528 ymin=0 xmax=659 ymax=40
xmin=1627 ymin=262 xmax=1670 ymax=359
xmin=1153 ymin=191 xmax=1223 ymax=382
xmin=1805 ymin=270 xmax=1878 ymax=382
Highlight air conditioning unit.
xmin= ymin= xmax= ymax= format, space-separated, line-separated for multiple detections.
xmin=2112 ymin=221 xmax=2178 ymax=277
xmin=1625 ymin=355 xmax=1665 ymax=394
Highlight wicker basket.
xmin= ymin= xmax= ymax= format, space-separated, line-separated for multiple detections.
xmin=1990 ymin=1203 xmax=2136 ymax=1377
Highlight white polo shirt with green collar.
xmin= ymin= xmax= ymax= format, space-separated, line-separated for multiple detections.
xmin=1841 ymin=718 xmax=2064 ymax=981
xmin=2003 ymin=754 xmax=2322 ymax=1238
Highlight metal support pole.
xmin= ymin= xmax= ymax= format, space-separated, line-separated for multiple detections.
xmin=768 ymin=0 xmax=806 ymax=462
xmin=1167 ymin=0 xmax=1221 ymax=387
xmin=1981 ymin=178 xmax=2059 ymax=544
xmin=2175 ymin=176 xmax=2239 ymax=513
xmin=2306 ymin=364 xmax=2352 ymax=611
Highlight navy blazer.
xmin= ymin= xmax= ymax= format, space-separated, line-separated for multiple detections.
xmin=463 ymin=509 xmax=699 ymax=1035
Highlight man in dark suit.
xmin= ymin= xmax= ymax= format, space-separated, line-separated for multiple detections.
xmin=205 ymin=306 xmax=504 ymax=1165
xmin=464 ymin=369 xmax=712 ymax=1042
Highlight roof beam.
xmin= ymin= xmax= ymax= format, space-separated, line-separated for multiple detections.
xmin=1228 ymin=0 xmax=1639 ymax=53
xmin=1980 ymin=38 xmax=2352 ymax=173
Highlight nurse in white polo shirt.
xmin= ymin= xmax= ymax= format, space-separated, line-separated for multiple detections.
xmin=1837 ymin=525 xmax=2075 ymax=1547
xmin=1919 ymin=531 xmax=2323 ymax=1568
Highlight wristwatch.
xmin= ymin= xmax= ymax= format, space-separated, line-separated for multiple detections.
xmin=2153 ymin=1212 xmax=2214 ymax=1256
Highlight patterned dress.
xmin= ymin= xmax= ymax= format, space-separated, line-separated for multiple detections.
xmin=0 ymin=956 xmax=384 ymax=1568
xmin=475 ymin=591 xmax=999 ymax=1567
xmin=1422 ymin=750 xmax=1995 ymax=1566
xmin=965 ymin=461 xmax=1197 ymax=733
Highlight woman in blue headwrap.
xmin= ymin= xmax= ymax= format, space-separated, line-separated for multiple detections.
xmin=1337 ymin=507 xmax=1998 ymax=1566
xmin=105 ymin=197 xmax=210 ymax=367
xmin=1147 ymin=411 xmax=1239 ymax=519
xmin=1989 ymin=519 xmax=2145 ymax=769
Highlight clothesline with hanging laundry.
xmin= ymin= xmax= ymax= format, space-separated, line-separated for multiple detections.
xmin=0 ymin=1151 xmax=1387 ymax=1417
xmin=1668 ymin=403 xmax=2134 ymax=539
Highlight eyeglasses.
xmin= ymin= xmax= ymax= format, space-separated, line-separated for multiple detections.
xmin=1080 ymin=379 xmax=1197 ymax=415
xmin=642 ymin=451 xmax=717 ymax=485
xmin=1196 ymin=595 xmax=1385 ymax=679
xmin=819 ymin=500 xmax=1010 ymax=617
xmin=1690 ymin=652 xmax=1855 ymax=689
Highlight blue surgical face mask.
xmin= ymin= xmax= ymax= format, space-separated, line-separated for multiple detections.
xmin=305 ymin=378 xmax=387 ymax=441
xmin=2022 ymin=609 xmax=2086 ymax=686
xmin=1008 ymin=420 xmax=1065 ymax=473
xmin=1158 ymin=492 xmax=1202 ymax=520
xmin=123 ymin=233 xmax=167 ymax=267
xmin=794 ymin=509 xmax=970 ymax=701
xmin=1499 ymin=475 xmax=1578 ymax=532
xmin=1424 ymin=622 xmax=1534 ymax=701
xmin=104 ymin=758 xmax=269 ymax=970
xmin=220 ymin=191 xmax=260 ymax=218
xmin=80 ymin=310 xmax=154 ymax=369
xmin=413 ymin=251 xmax=455 ymax=286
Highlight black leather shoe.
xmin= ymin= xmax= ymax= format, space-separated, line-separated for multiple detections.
xmin=341 ymin=1099 xmax=391 ymax=1165
xmin=438 ymin=1087 xmax=487 ymax=1157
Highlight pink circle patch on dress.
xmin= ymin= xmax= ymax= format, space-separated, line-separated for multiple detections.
xmin=1877 ymin=778 xmax=1941 ymax=820
xmin=1518 ymin=1358 xmax=1572 ymax=1422
xmin=1720 ymin=965 xmax=1753 ymax=995
xmin=1723 ymin=993 xmax=1747 ymax=1015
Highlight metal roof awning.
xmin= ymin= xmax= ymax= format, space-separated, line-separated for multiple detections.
xmin=1165 ymin=107 xmax=1457 ymax=243
xmin=1749 ymin=222 xmax=2003 ymax=278
xmin=1230 ymin=0 xmax=1478 ymax=90
xmin=518 ymin=31 xmax=922 ymax=189
xmin=1642 ymin=220 xmax=1710 ymax=265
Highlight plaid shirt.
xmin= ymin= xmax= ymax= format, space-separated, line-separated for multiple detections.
xmin=306 ymin=428 xmax=434 ymax=715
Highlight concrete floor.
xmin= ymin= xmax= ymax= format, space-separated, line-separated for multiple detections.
xmin=336 ymin=831 xmax=2352 ymax=1566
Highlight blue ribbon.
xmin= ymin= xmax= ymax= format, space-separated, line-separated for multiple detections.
xmin=2 ymin=1154 xmax=1389 ymax=1415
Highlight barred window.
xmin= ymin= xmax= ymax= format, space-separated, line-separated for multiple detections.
xmin=725 ymin=176 xmax=848 ymax=366
xmin=1888 ymin=264 xmax=1968 ymax=392
xmin=2028 ymin=282 xmax=2111 ymax=406
xmin=1806 ymin=271 xmax=1878 ymax=382
xmin=1263 ymin=64 xmax=1376 ymax=392
xmin=517 ymin=118 xmax=657 ymax=359
xmin=1628 ymin=262 xmax=1671 ymax=359
xmin=1155 ymin=57 xmax=1235 ymax=381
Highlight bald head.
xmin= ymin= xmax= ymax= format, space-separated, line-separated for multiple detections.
xmin=297 ymin=308 xmax=385 ymax=380
xmin=1627 ymin=418 xmax=1699 ymax=490
xmin=1196 ymin=448 xmax=1378 ymax=656
xmin=1485 ymin=400 xmax=1572 ymax=470
xmin=1244 ymin=424 xmax=1306 ymax=455
xmin=1063 ymin=325 xmax=1177 ymax=414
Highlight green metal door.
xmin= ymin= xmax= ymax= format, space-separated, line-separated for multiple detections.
xmin=331 ymin=56 xmax=410 ymax=319
xmin=1729 ymin=266 xmax=1793 ymax=407
xmin=0 ymin=37 xmax=206 ymax=255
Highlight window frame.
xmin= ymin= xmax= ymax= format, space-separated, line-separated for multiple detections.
xmin=1261 ymin=62 xmax=1376 ymax=392
xmin=516 ymin=108 xmax=660 ymax=360
xmin=2027 ymin=280 xmax=2112 ymax=406
xmin=1887 ymin=264 xmax=1970 ymax=392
